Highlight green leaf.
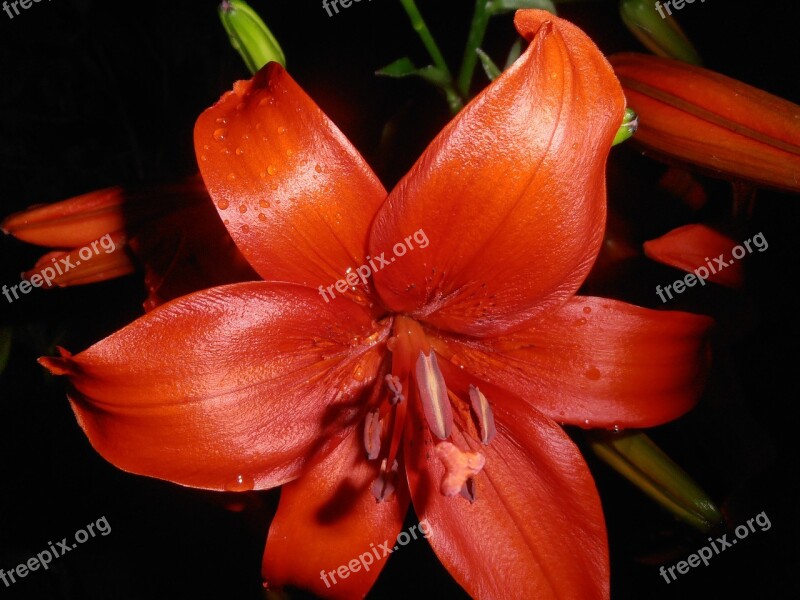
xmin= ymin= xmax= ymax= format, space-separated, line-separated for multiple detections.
xmin=376 ymin=57 xmax=421 ymax=78
xmin=475 ymin=48 xmax=502 ymax=81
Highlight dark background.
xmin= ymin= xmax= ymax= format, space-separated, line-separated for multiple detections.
xmin=1 ymin=0 xmax=799 ymax=598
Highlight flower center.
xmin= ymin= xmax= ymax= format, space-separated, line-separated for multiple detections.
xmin=365 ymin=315 xmax=496 ymax=503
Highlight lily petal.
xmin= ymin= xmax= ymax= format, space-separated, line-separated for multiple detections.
xmin=610 ymin=52 xmax=800 ymax=192
xmin=39 ymin=283 xmax=389 ymax=491
xmin=405 ymin=372 xmax=608 ymax=599
xmin=369 ymin=10 xmax=624 ymax=337
xmin=194 ymin=63 xmax=387 ymax=299
xmin=429 ymin=296 xmax=713 ymax=429
xmin=263 ymin=428 xmax=408 ymax=599
xmin=644 ymin=224 xmax=744 ymax=289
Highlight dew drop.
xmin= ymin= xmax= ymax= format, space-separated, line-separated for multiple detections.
xmin=203 ymin=144 xmax=210 ymax=150
xmin=241 ymin=224 xmax=250 ymax=234
xmin=583 ymin=306 xmax=592 ymax=314
xmin=277 ymin=126 xmax=287 ymax=135
xmin=217 ymin=199 xmax=229 ymax=210
xmin=270 ymin=183 xmax=278 ymax=191
xmin=223 ymin=219 xmax=229 ymax=225
xmin=258 ymin=97 xmax=273 ymax=107
xmin=315 ymin=164 xmax=322 ymax=173
xmin=258 ymin=213 xmax=268 ymax=222
xmin=583 ymin=419 xmax=591 ymax=426
xmin=239 ymin=204 xmax=247 ymax=213
xmin=227 ymin=172 xmax=236 ymax=182
xmin=200 ymin=154 xmax=207 ymax=161
xmin=259 ymin=199 xmax=270 ymax=209
xmin=259 ymin=170 xmax=267 ymax=179
xmin=573 ymin=318 xmax=587 ymax=326
xmin=224 ymin=474 xmax=254 ymax=492
xmin=353 ymin=364 xmax=365 ymax=382
xmin=585 ymin=367 xmax=601 ymax=381
xmin=286 ymin=149 xmax=294 ymax=157
xmin=213 ymin=128 xmax=227 ymax=141
xmin=267 ymin=165 xmax=277 ymax=176
xmin=215 ymin=117 xmax=228 ymax=125
xmin=613 ymin=424 xmax=621 ymax=432
xmin=235 ymin=147 xmax=244 ymax=156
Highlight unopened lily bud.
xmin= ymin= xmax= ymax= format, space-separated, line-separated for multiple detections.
xmin=219 ymin=0 xmax=286 ymax=73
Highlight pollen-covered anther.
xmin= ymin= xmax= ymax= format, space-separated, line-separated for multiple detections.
xmin=435 ymin=441 xmax=485 ymax=498
xmin=385 ymin=374 xmax=404 ymax=405
xmin=468 ymin=385 xmax=496 ymax=445
xmin=363 ymin=409 xmax=382 ymax=460
xmin=371 ymin=458 xmax=399 ymax=502
xmin=415 ymin=350 xmax=453 ymax=439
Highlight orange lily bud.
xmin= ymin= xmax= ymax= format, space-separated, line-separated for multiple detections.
xmin=610 ymin=53 xmax=800 ymax=193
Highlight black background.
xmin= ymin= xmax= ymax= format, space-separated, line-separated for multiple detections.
xmin=1 ymin=1 xmax=799 ymax=598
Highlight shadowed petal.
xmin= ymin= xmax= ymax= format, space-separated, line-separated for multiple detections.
xmin=429 ymin=296 xmax=713 ymax=429
xmin=195 ymin=63 xmax=387 ymax=303
xmin=369 ymin=10 xmax=624 ymax=337
xmin=40 ymin=283 xmax=389 ymax=491
xmin=263 ymin=428 xmax=408 ymax=599
xmin=644 ymin=224 xmax=745 ymax=289
xmin=405 ymin=372 xmax=608 ymax=599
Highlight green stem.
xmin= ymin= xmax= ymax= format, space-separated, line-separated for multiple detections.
xmin=398 ymin=0 xmax=463 ymax=114
xmin=458 ymin=0 xmax=491 ymax=97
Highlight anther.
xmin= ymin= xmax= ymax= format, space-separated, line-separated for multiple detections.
xmin=415 ymin=351 xmax=453 ymax=439
xmin=363 ymin=410 xmax=382 ymax=460
xmin=385 ymin=374 xmax=404 ymax=405
xmin=468 ymin=385 xmax=496 ymax=445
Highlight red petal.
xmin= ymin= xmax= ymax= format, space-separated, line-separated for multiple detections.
xmin=263 ymin=428 xmax=408 ymax=599
xmin=194 ymin=64 xmax=387 ymax=300
xmin=644 ymin=224 xmax=746 ymax=289
xmin=405 ymin=374 xmax=608 ymax=599
xmin=39 ymin=283 xmax=389 ymax=490
xmin=429 ymin=296 xmax=713 ymax=429
xmin=369 ymin=10 xmax=624 ymax=337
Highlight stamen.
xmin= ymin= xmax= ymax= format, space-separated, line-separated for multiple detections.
xmin=435 ymin=441 xmax=485 ymax=497
xmin=415 ymin=350 xmax=453 ymax=440
xmin=371 ymin=458 xmax=399 ymax=502
xmin=468 ymin=385 xmax=496 ymax=445
xmin=363 ymin=409 xmax=382 ymax=460
xmin=385 ymin=374 xmax=404 ymax=405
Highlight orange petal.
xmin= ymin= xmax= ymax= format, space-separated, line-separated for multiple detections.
xmin=263 ymin=428 xmax=408 ymax=599
xmin=22 ymin=232 xmax=135 ymax=287
xmin=610 ymin=53 xmax=800 ymax=192
xmin=369 ymin=10 xmax=624 ymax=337
xmin=405 ymin=375 xmax=608 ymax=599
xmin=644 ymin=224 xmax=745 ymax=289
xmin=39 ymin=283 xmax=389 ymax=491
xmin=194 ymin=63 xmax=387 ymax=301
xmin=2 ymin=178 xmax=207 ymax=247
xmin=429 ymin=296 xmax=713 ymax=429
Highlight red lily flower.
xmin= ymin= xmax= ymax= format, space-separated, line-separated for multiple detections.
xmin=40 ymin=10 xmax=712 ymax=599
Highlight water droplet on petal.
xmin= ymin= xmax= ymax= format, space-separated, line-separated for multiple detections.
xmin=217 ymin=199 xmax=229 ymax=210
xmin=267 ymin=165 xmax=277 ymax=176
xmin=315 ymin=164 xmax=322 ymax=173
xmin=353 ymin=364 xmax=365 ymax=381
xmin=286 ymin=149 xmax=294 ymax=157
xmin=241 ymin=224 xmax=250 ymax=234
xmin=585 ymin=367 xmax=601 ymax=381
xmin=258 ymin=213 xmax=267 ymax=222
xmin=583 ymin=306 xmax=592 ymax=314
xmin=277 ymin=126 xmax=286 ymax=135
xmin=227 ymin=173 xmax=236 ymax=182
xmin=239 ymin=205 xmax=247 ymax=213
xmin=235 ymin=147 xmax=244 ymax=156
xmin=259 ymin=199 xmax=270 ymax=209
xmin=215 ymin=117 xmax=228 ymax=125
xmin=224 ymin=474 xmax=254 ymax=492
xmin=213 ymin=128 xmax=227 ymax=141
